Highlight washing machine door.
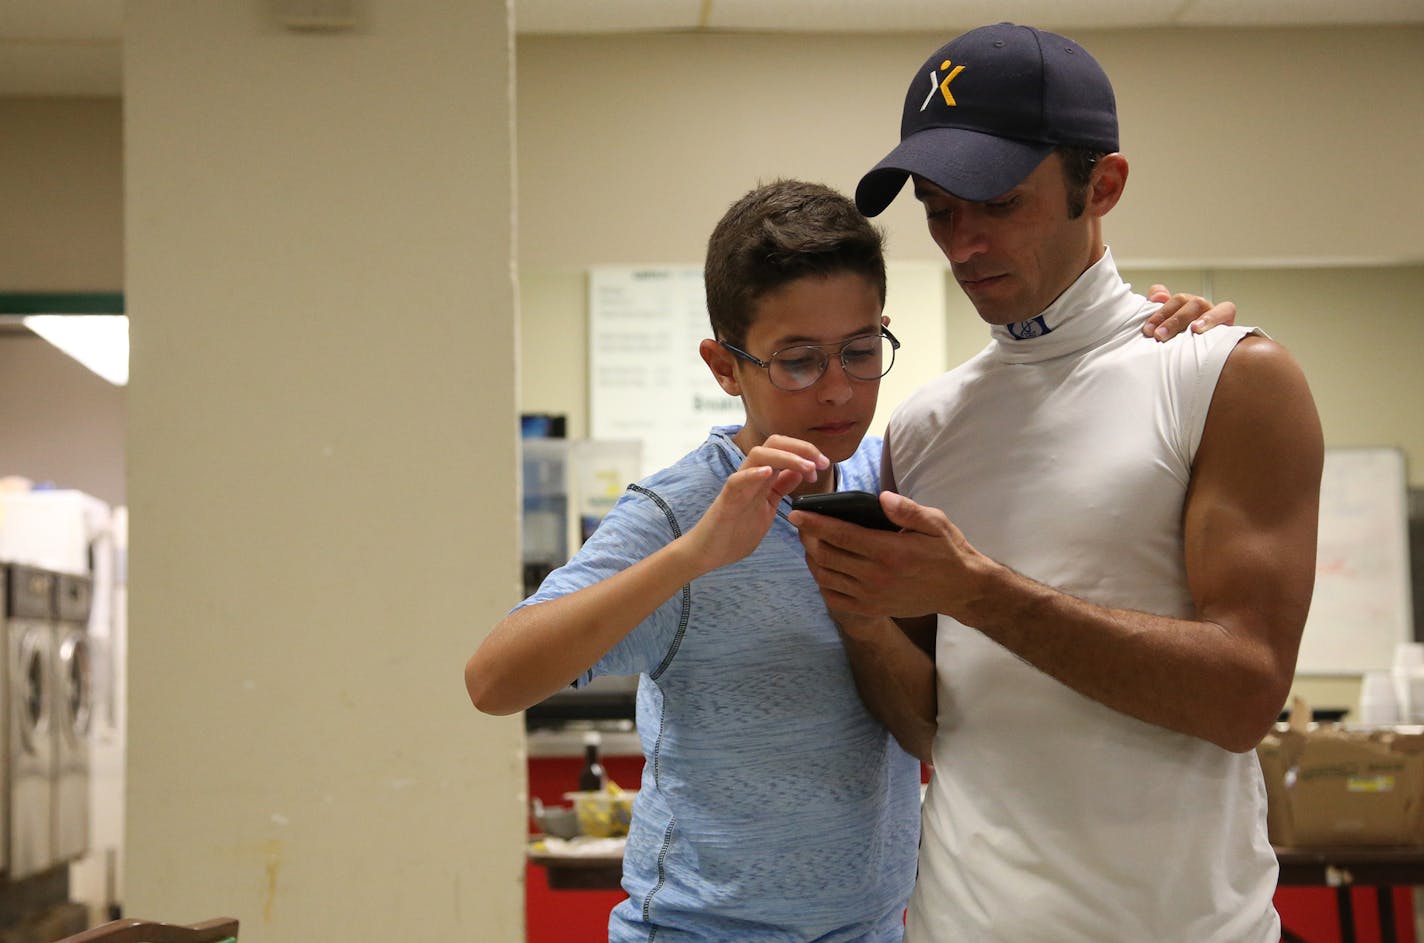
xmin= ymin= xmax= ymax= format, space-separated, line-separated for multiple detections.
xmin=54 ymin=628 xmax=91 ymax=862
xmin=9 ymin=623 xmax=55 ymax=879
xmin=16 ymin=629 xmax=51 ymax=751
xmin=57 ymin=633 xmax=91 ymax=744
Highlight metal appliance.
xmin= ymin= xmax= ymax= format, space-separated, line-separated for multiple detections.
xmin=4 ymin=563 xmax=56 ymax=879
xmin=518 ymin=438 xmax=643 ymax=726
xmin=521 ymin=438 xmax=570 ymax=597
xmin=520 ymin=438 xmax=643 ymax=596
xmin=52 ymin=572 xmax=92 ymax=865
xmin=0 ymin=489 xmax=117 ymax=920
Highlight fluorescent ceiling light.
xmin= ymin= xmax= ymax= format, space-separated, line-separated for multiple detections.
xmin=22 ymin=315 xmax=129 ymax=386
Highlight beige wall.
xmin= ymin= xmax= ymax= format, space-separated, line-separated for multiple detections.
xmin=1120 ymin=264 xmax=1424 ymax=484
xmin=516 ymin=27 xmax=1424 ymax=268
xmin=0 ymin=334 xmax=125 ymax=504
xmin=17 ymin=27 xmax=1420 ymax=290
xmin=516 ymin=25 xmax=1424 ymax=487
xmin=0 ymin=97 xmax=123 ymax=291
xmin=123 ymin=2 xmax=521 ymax=940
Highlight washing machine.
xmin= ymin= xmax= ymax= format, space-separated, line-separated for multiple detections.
xmin=53 ymin=572 xmax=91 ymax=865
xmin=5 ymin=563 xmax=56 ymax=880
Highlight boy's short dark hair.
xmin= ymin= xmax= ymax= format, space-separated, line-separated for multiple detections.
xmin=704 ymin=180 xmax=887 ymax=347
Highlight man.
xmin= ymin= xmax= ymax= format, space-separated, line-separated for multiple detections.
xmin=792 ymin=23 xmax=1323 ymax=943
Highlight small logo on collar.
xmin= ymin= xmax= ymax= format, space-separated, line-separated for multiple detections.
xmin=1007 ymin=315 xmax=1052 ymax=340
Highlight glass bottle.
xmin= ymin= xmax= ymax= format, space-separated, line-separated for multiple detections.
xmin=578 ymin=730 xmax=606 ymax=792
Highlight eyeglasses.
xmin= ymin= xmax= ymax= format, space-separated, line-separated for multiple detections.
xmin=719 ymin=328 xmax=900 ymax=392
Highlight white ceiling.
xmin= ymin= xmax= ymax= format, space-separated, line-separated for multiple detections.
xmin=2 ymin=0 xmax=1422 ymax=96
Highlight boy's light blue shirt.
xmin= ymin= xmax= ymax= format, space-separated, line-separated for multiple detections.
xmin=522 ymin=426 xmax=921 ymax=943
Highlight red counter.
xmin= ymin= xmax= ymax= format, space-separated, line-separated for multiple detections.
xmin=528 ymin=747 xmax=1419 ymax=943
xmin=526 ymin=746 xmax=644 ymax=943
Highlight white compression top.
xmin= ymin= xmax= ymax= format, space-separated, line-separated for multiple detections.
xmin=891 ymin=250 xmax=1279 ymax=943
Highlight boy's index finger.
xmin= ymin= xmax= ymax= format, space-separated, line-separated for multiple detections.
xmin=743 ymin=451 xmax=821 ymax=485
xmin=744 ymin=436 xmax=830 ymax=476
xmin=759 ymin=434 xmax=830 ymax=468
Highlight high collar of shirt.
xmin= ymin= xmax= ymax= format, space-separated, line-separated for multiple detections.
xmin=987 ymin=248 xmax=1139 ymax=365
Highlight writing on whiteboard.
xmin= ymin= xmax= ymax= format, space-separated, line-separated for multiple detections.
xmin=1298 ymin=447 xmax=1413 ymax=675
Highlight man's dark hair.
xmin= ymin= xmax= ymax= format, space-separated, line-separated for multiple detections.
xmin=1058 ymin=146 xmax=1107 ymax=219
xmin=704 ymin=180 xmax=887 ymax=346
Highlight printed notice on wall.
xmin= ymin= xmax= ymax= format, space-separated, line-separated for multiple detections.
xmin=589 ymin=267 xmax=738 ymax=479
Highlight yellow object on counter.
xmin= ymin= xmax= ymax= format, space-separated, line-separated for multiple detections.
xmin=565 ymin=781 xmax=636 ymax=838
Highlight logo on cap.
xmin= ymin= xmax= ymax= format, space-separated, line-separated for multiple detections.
xmin=920 ymin=60 xmax=965 ymax=112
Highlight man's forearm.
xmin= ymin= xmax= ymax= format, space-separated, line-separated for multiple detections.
xmin=955 ymin=562 xmax=1290 ymax=753
xmin=836 ymin=615 xmax=937 ymax=762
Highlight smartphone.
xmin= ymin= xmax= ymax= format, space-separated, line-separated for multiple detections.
xmin=790 ymin=490 xmax=898 ymax=531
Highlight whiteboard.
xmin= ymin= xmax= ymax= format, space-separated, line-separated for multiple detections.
xmin=588 ymin=267 xmax=731 ymax=479
xmin=1297 ymin=447 xmax=1414 ymax=675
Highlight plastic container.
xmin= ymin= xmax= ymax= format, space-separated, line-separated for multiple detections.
xmin=530 ymin=798 xmax=580 ymax=839
xmin=1392 ymin=643 xmax=1424 ymax=723
xmin=1358 ymin=670 xmax=1401 ymax=725
xmin=563 ymin=789 xmax=637 ymax=838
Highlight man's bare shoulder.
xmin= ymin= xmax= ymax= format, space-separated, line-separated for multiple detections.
xmin=1215 ymin=333 xmax=1310 ymax=399
xmin=1197 ymin=331 xmax=1321 ymax=476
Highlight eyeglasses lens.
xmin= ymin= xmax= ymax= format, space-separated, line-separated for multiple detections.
xmin=769 ymin=334 xmax=893 ymax=391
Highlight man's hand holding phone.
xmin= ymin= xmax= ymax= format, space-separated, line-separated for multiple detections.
xmin=790 ymin=490 xmax=899 ymax=531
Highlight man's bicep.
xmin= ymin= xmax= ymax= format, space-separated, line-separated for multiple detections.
xmin=1183 ymin=337 xmax=1323 ymax=667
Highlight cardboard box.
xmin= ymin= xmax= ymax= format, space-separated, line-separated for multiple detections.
xmin=1257 ymin=720 xmax=1424 ymax=847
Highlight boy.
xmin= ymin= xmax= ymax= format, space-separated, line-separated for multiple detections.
xmin=465 ymin=179 xmax=1223 ymax=942
xmin=470 ymin=180 xmax=919 ymax=941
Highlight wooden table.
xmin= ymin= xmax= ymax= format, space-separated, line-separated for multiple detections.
xmin=527 ymin=840 xmax=1424 ymax=940
xmin=527 ymin=843 xmax=624 ymax=891
xmin=1275 ymin=846 xmax=1424 ymax=943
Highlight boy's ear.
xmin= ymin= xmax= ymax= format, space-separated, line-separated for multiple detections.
xmin=699 ymin=338 xmax=743 ymax=396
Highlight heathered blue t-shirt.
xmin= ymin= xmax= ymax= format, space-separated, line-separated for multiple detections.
xmin=521 ymin=426 xmax=921 ymax=943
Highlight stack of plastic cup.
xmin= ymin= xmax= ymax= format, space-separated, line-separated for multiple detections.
xmin=1358 ymin=669 xmax=1401 ymax=725
xmin=1391 ymin=642 xmax=1424 ymax=724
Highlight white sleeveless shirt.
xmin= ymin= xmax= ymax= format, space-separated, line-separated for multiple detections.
xmin=891 ymin=251 xmax=1279 ymax=943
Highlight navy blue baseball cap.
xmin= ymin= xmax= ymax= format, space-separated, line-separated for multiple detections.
xmin=856 ymin=22 xmax=1119 ymax=216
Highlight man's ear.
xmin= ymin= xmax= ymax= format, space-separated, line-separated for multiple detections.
xmin=1087 ymin=152 xmax=1128 ymax=217
xmin=699 ymin=338 xmax=742 ymax=396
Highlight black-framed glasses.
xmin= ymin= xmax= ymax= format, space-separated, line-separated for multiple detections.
xmin=719 ymin=328 xmax=900 ymax=392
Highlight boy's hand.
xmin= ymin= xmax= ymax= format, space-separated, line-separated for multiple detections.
xmin=685 ymin=436 xmax=829 ymax=572
xmin=1142 ymin=284 xmax=1238 ymax=341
